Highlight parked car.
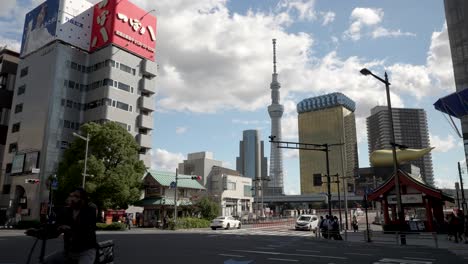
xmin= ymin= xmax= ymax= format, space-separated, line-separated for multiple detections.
xmin=210 ymin=216 xmax=241 ymax=230
xmin=295 ymin=214 xmax=319 ymax=231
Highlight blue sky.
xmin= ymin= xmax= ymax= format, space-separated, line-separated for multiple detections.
xmin=0 ymin=0 xmax=466 ymax=194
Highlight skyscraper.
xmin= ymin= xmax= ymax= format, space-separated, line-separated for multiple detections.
xmin=442 ymin=0 xmax=468 ymax=165
xmin=0 ymin=0 xmax=157 ymax=221
xmin=367 ymin=106 xmax=434 ymax=186
xmin=297 ymin=92 xmax=358 ymax=195
xmin=236 ymin=130 xmax=268 ymax=181
xmin=268 ymin=39 xmax=284 ymax=196
xmin=178 ymin=152 xmax=223 ymax=186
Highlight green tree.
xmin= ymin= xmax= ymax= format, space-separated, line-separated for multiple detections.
xmin=195 ymin=197 xmax=220 ymax=220
xmin=55 ymin=122 xmax=146 ymax=211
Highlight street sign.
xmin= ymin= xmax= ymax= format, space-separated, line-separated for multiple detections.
xmin=170 ymin=181 xmax=176 ymax=188
xmin=32 ymin=168 xmax=40 ymax=173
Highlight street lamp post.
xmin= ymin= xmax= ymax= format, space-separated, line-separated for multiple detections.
xmin=360 ymin=68 xmax=406 ymax=245
xmin=72 ymin=132 xmax=90 ymax=189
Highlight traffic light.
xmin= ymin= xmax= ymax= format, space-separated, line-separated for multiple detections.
xmin=191 ymin=175 xmax=202 ymax=180
xmin=25 ymin=179 xmax=40 ymax=184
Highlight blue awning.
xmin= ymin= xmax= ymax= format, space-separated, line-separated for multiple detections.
xmin=434 ymin=89 xmax=468 ymax=118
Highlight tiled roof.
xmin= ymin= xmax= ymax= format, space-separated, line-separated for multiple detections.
xmin=146 ymin=170 xmax=206 ymax=190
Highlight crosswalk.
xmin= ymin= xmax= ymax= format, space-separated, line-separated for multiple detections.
xmin=181 ymin=225 xmax=319 ymax=238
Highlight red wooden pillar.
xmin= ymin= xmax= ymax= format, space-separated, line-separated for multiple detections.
xmin=425 ymin=198 xmax=434 ymax=232
xmin=382 ymin=198 xmax=390 ymax=224
xmin=432 ymin=202 xmax=444 ymax=227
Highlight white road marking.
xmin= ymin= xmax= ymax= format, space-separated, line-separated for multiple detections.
xmin=268 ymin=258 xmax=299 ymax=262
xmin=218 ymin=254 xmax=245 ymax=258
xmin=295 ymin=249 xmax=321 ymax=253
xmin=374 ymin=258 xmax=432 ymax=264
xmin=231 ymin=249 xmax=347 ymax=260
xmin=345 ymin=252 xmax=373 ymax=256
xmin=403 ymin=257 xmax=436 ymax=261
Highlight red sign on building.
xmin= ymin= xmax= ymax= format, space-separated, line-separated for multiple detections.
xmin=90 ymin=0 xmax=157 ymax=61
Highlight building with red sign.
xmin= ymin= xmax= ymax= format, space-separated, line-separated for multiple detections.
xmin=0 ymin=0 xmax=157 ymax=222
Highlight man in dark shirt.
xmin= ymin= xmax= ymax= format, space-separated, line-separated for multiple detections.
xmin=45 ymin=187 xmax=97 ymax=264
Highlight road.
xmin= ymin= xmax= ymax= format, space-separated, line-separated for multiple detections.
xmin=0 ymin=227 xmax=465 ymax=264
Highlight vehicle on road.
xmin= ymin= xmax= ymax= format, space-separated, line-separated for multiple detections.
xmin=295 ymin=214 xmax=318 ymax=231
xmin=210 ymin=216 xmax=241 ymax=230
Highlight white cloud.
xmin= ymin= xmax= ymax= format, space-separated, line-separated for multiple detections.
xmin=321 ymin=11 xmax=335 ymax=26
xmin=344 ymin=8 xmax=383 ymax=41
xmin=175 ymin=126 xmax=188 ymax=134
xmin=278 ymin=0 xmax=316 ymax=21
xmin=0 ymin=0 xmax=17 ymax=17
xmin=427 ymin=23 xmax=456 ymax=90
xmin=284 ymin=149 xmax=299 ymax=159
xmin=372 ymin=27 xmax=416 ymax=38
xmin=150 ymin=148 xmax=185 ymax=171
xmin=232 ymin=119 xmax=267 ymax=125
xmin=344 ymin=7 xmax=414 ymax=41
xmin=430 ymin=134 xmax=458 ymax=153
xmin=434 ymin=177 xmax=455 ymax=189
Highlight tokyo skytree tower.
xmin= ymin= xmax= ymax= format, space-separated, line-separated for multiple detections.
xmin=267 ymin=39 xmax=284 ymax=195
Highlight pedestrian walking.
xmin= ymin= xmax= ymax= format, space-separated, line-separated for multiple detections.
xmin=318 ymin=216 xmax=325 ymax=237
xmin=126 ymin=214 xmax=132 ymax=230
xmin=448 ymin=213 xmax=459 ymax=243
xmin=332 ymin=216 xmax=342 ymax=240
xmin=457 ymin=210 xmax=465 ymax=243
xmin=163 ymin=215 xmax=169 ymax=230
xmin=321 ymin=215 xmax=329 ymax=239
xmin=352 ymin=215 xmax=359 ymax=232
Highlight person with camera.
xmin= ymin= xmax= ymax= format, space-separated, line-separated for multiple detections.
xmin=43 ymin=187 xmax=97 ymax=264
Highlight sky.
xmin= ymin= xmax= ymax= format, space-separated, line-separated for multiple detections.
xmin=0 ymin=0 xmax=466 ymax=194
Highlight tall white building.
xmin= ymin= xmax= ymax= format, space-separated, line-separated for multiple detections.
xmin=267 ymin=39 xmax=284 ymax=195
xmin=0 ymin=0 xmax=157 ymax=221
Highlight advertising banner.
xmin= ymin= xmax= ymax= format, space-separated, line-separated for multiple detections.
xmin=21 ymin=0 xmax=60 ymax=57
xmin=90 ymin=0 xmax=157 ymax=61
xmin=56 ymin=0 xmax=94 ymax=51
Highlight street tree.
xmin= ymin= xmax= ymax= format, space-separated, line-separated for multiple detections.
xmin=55 ymin=122 xmax=146 ymax=211
xmin=195 ymin=197 xmax=220 ymax=220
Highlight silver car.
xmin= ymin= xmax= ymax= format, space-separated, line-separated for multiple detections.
xmin=295 ymin=214 xmax=319 ymax=231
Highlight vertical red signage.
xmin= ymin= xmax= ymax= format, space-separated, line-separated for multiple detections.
xmin=90 ymin=0 xmax=157 ymax=61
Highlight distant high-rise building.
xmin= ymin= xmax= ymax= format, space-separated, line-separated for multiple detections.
xmin=0 ymin=48 xmax=19 ymax=224
xmin=367 ymin=106 xmax=434 ymax=186
xmin=297 ymin=92 xmax=358 ymax=195
xmin=268 ymin=39 xmax=284 ymax=196
xmin=236 ymin=130 xmax=268 ymax=181
xmin=442 ymin=0 xmax=468 ymax=166
xmin=178 ymin=151 xmax=223 ymax=186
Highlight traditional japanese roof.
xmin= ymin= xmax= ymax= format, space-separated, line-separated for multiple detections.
xmin=367 ymin=169 xmax=454 ymax=202
xmin=145 ymin=170 xmax=206 ymax=190
xmin=136 ymin=197 xmax=193 ymax=206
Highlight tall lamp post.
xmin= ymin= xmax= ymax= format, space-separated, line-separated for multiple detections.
xmin=360 ymin=68 xmax=406 ymax=245
xmin=72 ymin=132 xmax=90 ymax=189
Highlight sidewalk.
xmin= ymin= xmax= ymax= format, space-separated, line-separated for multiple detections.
xmin=340 ymin=230 xmax=468 ymax=260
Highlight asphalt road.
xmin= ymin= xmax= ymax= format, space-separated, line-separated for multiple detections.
xmin=0 ymin=229 xmax=465 ymax=264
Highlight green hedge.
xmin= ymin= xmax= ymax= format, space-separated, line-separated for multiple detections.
xmin=168 ymin=217 xmax=211 ymax=230
xmin=15 ymin=220 xmax=41 ymax=229
xmin=96 ymin=222 xmax=127 ymax=231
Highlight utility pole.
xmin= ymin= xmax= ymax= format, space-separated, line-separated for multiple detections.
xmin=455 ymin=182 xmax=461 ymax=209
xmin=331 ymin=174 xmax=342 ymax=229
xmin=458 ymin=162 xmax=467 ymax=212
xmin=174 ymin=168 xmax=178 ymax=224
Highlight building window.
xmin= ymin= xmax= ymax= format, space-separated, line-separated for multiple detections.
xmin=313 ymin=174 xmax=322 ymax=186
xmin=17 ymin=85 xmax=26 ymax=95
xmin=14 ymin=103 xmax=23 ymax=113
xmin=8 ymin=143 xmax=18 ymax=153
xmin=227 ymin=182 xmax=236 ymax=190
xmin=117 ymin=82 xmax=130 ymax=92
xmin=20 ymin=67 xmax=28 ymax=77
xmin=11 ymin=123 xmax=20 ymax=133
xmin=116 ymin=101 xmax=129 ymax=111
xmin=66 ymin=100 xmax=73 ymax=108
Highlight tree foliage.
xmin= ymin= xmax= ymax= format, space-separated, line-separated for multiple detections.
xmin=55 ymin=122 xmax=146 ymax=210
xmin=195 ymin=197 xmax=220 ymax=220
